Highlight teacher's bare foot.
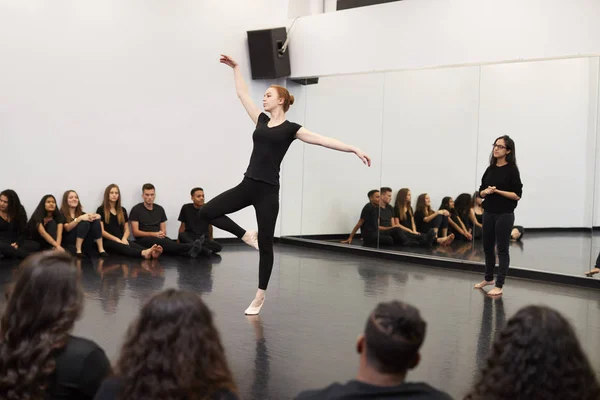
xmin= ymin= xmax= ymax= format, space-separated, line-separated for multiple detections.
xmin=474 ymin=280 xmax=494 ymax=289
xmin=487 ymin=287 xmax=503 ymax=296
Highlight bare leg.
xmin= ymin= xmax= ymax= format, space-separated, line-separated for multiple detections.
xmin=75 ymin=237 xmax=84 ymax=254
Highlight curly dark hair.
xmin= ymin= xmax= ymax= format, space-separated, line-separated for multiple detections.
xmin=466 ymin=305 xmax=600 ymax=400
xmin=0 ymin=189 xmax=27 ymax=234
xmin=0 ymin=251 xmax=83 ymax=400
xmin=116 ymin=289 xmax=237 ymax=400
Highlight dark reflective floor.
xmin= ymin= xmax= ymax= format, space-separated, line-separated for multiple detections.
xmin=1 ymin=244 xmax=599 ymax=399
xmin=311 ymin=231 xmax=600 ymax=276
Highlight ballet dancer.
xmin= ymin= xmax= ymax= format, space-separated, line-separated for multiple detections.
xmin=474 ymin=135 xmax=523 ymax=296
xmin=199 ymin=54 xmax=371 ymax=315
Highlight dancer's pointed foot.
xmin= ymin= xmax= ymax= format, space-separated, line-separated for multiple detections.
xmin=244 ymin=291 xmax=265 ymax=315
xmin=487 ymin=287 xmax=503 ymax=296
xmin=474 ymin=280 xmax=494 ymax=289
xmin=242 ymin=230 xmax=259 ymax=250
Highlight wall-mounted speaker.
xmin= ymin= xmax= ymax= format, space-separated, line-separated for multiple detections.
xmin=247 ymin=27 xmax=291 ymax=80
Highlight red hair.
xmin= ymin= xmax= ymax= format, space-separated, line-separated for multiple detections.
xmin=269 ymin=85 xmax=295 ymax=112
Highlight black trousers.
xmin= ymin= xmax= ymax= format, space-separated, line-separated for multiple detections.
xmin=103 ymin=239 xmax=146 ymax=258
xmin=0 ymin=240 xmax=40 ymax=259
xmin=596 ymin=251 xmax=600 ymax=268
xmin=179 ymin=232 xmax=222 ymax=253
xmin=36 ymin=220 xmax=58 ymax=250
xmin=63 ymin=220 xmax=103 ymax=246
xmin=417 ymin=214 xmax=448 ymax=235
xmin=363 ymin=228 xmax=432 ymax=247
xmin=135 ymin=237 xmax=194 ymax=257
xmin=198 ymin=177 xmax=278 ymax=290
xmin=482 ymin=212 xmax=515 ymax=288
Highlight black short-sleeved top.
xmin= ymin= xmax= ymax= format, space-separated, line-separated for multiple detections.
xmin=479 ymin=164 xmax=523 ymax=213
xmin=129 ymin=203 xmax=167 ymax=235
xmin=0 ymin=208 xmax=27 ymax=246
xmin=96 ymin=207 xmax=129 ymax=239
xmin=93 ymin=377 xmax=239 ymax=400
xmin=360 ymin=203 xmax=379 ymax=236
xmin=394 ymin=207 xmax=413 ymax=230
xmin=414 ymin=210 xmax=433 ymax=233
xmin=379 ymin=205 xmax=394 ymax=227
xmin=295 ymin=380 xmax=453 ymax=400
xmin=244 ymin=112 xmax=302 ymax=185
xmin=46 ymin=335 xmax=111 ymax=400
xmin=178 ymin=203 xmax=209 ymax=236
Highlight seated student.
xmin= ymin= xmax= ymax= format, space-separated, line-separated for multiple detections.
xmin=392 ymin=188 xmax=437 ymax=247
xmin=378 ymin=187 xmax=415 ymax=247
xmin=0 ymin=252 xmax=111 ymax=399
xmin=440 ymin=196 xmax=472 ymax=241
xmin=466 ymin=305 xmax=600 ymax=400
xmin=0 ymin=189 xmax=39 ymax=259
xmin=295 ymin=300 xmax=452 ymax=400
xmin=94 ymin=289 xmax=239 ymax=400
xmin=129 ymin=183 xmax=203 ymax=258
xmin=61 ymin=190 xmax=107 ymax=257
xmin=178 ymin=187 xmax=222 ymax=256
xmin=342 ymin=190 xmax=381 ymax=246
xmin=470 ymin=192 xmax=484 ymax=239
xmin=97 ymin=184 xmax=162 ymax=259
xmin=414 ymin=193 xmax=455 ymax=246
xmin=27 ymin=194 xmax=66 ymax=251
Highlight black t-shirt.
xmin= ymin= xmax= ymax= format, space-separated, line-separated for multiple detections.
xmin=479 ymin=164 xmax=523 ymax=213
xmin=394 ymin=207 xmax=413 ymax=230
xmin=30 ymin=213 xmax=66 ymax=242
xmin=93 ymin=377 xmax=239 ymax=400
xmin=295 ymin=380 xmax=453 ymax=400
xmin=360 ymin=203 xmax=379 ymax=236
xmin=0 ymin=206 xmax=27 ymax=245
xmin=379 ymin=205 xmax=395 ymax=227
xmin=47 ymin=335 xmax=111 ymax=400
xmin=414 ymin=210 xmax=432 ymax=233
xmin=96 ymin=207 xmax=129 ymax=238
xmin=129 ymin=203 xmax=167 ymax=235
xmin=178 ymin=203 xmax=209 ymax=236
xmin=244 ymin=112 xmax=302 ymax=185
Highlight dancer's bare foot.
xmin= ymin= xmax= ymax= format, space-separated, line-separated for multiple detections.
xmin=244 ymin=289 xmax=266 ymax=315
xmin=142 ymin=245 xmax=157 ymax=259
xmin=151 ymin=245 xmax=163 ymax=259
xmin=242 ymin=230 xmax=259 ymax=250
xmin=585 ymin=267 xmax=599 ymax=277
xmin=487 ymin=287 xmax=503 ymax=296
xmin=443 ymin=234 xmax=455 ymax=246
xmin=474 ymin=280 xmax=494 ymax=289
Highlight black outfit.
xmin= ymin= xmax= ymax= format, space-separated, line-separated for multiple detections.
xmin=0 ymin=211 xmax=39 ymax=259
xmin=61 ymin=212 xmax=104 ymax=256
xmin=31 ymin=214 xmax=65 ymax=250
xmin=295 ymin=380 xmax=452 ymax=400
xmin=48 ymin=335 xmax=111 ymax=400
xmin=393 ymin=207 xmax=436 ymax=247
xmin=449 ymin=212 xmax=471 ymax=242
xmin=96 ymin=207 xmax=146 ymax=258
xmin=479 ymin=164 xmax=523 ymax=288
xmin=473 ymin=212 xmax=483 ymax=239
xmin=414 ymin=210 xmax=448 ymax=235
xmin=596 ymin=250 xmax=600 ymax=268
xmin=93 ymin=377 xmax=239 ymax=400
xmin=360 ymin=203 xmax=379 ymax=246
xmin=197 ymin=112 xmax=302 ymax=290
xmin=178 ymin=203 xmax=222 ymax=254
xmin=129 ymin=203 xmax=197 ymax=257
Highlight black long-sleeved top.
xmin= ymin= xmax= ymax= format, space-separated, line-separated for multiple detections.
xmin=0 ymin=206 xmax=27 ymax=246
xmin=479 ymin=164 xmax=523 ymax=213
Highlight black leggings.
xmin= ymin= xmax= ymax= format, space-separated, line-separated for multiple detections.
xmin=198 ymin=177 xmax=278 ymax=290
xmin=417 ymin=214 xmax=448 ymax=235
xmin=179 ymin=232 xmax=222 ymax=253
xmin=103 ymin=239 xmax=146 ymax=258
xmin=63 ymin=220 xmax=103 ymax=247
xmin=482 ymin=212 xmax=515 ymax=288
xmin=135 ymin=237 xmax=194 ymax=257
xmin=0 ymin=240 xmax=40 ymax=259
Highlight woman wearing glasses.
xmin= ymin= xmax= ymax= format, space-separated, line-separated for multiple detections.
xmin=474 ymin=136 xmax=523 ymax=296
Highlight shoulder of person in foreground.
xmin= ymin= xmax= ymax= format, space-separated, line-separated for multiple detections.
xmin=294 ymin=383 xmax=345 ymax=400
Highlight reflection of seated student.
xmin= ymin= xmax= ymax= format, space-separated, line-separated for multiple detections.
xmin=0 ymin=189 xmax=39 ymax=259
xmin=28 ymin=195 xmax=66 ymax=252
xmin=470 ymin=192 xmax=484 ymax=239
xmin=392 ymin=189 xmax=437 ymax=247
xmin=130 ymin=184 xmax=203 ymax=258
xmin=440 ymin=195 xmax=472 ymax=241
xmin=178 ymin=187 xmax=221 ymax=256
xmin=585 ymin=250 xmax=600 ymax=277
xmin=414 ymin=193 xmax=454 ymax=246
xmin=342 ymin=190 xmax=381 ymax=246
xmin=378 ymin=187 xmax=413 ymax=246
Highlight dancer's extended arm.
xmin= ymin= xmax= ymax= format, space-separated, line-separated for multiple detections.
xmin=296 ymin=127 xmax=371 ymax=166
xmin=220 ymin=54 xmax=261 ymax=124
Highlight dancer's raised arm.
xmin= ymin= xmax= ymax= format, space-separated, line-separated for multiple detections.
xmin=220 ymin=54 xmax=261 ymax=125
xmin=296 ymin=127 xmax=372 ymax=166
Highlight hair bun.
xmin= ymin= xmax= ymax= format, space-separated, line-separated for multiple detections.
xmin=289 ymin=95 xmax=295 ymax=105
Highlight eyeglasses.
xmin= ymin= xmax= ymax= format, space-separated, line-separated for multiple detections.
xmin=492 ymin=144 xmax=507 ymax=150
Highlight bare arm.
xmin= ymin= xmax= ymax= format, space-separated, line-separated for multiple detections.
xmin=448 ymin=218 xmax=468 ymax=237
xmin=411 ymin=216 xmax=418 ymax=233
xmin=160 ymin=222 xmax=167 ymax=235
xmin=131 ymin=221 xmax=157 ymax=238
xmin=342 ymin=219 xmax=364 ymax=243
xmin=100 ymin=221 xmax=122 ymax=243
xmin=392 ymin=217 xmax=414 ymax=234
xmin=38 ymin=223 xmax=59 ymax=248
xmin=122 ymin=223 xmax=131 ymax=242
xmin=295 ymin=127 xmax=371 ymax=166
xmin=469 ymin=209 xmax=483 ymax=228
xmin=179 ymin=222 xmax=186 ymax=233
xmin=423 ymin=211 xmax=441 ymax=223
xmin=220 ymin=55 xmax=261 ymax=124
xmin=56 ymin=224 xmax=63 ymax=246
xmin=209 ymin=225 xmax=213 ymax=241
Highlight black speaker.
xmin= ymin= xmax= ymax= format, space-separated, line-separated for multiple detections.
xmin=247 ymin=27 xmax=291 ymax=80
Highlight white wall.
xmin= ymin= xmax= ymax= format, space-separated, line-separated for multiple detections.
xmin=0 ymin=0 xmax=288 ymax=239
xmin=288 ymin=0 xmax=600 ymax=78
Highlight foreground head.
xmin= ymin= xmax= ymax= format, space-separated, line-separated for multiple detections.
xmin=490 ymin=135 xmax=517 ymax=167
xmin=190 ymin=187 xmax=205 ymax=207
xmin=264 ymin=85 xmax=295 ymax=113
xmin=0 ymin=252 xmax=83 ymax=399
xmin=468 ymin=305 xmax=600 ymax=400
xmin=357 ymin=301 xmax=426 ymax=376
xmin=142 ymin=183 xmax=156 ymax=206
xmin=117 ymin=289 xmax=236 ymax=399
xmin=380 ymin=187 xmax=392 ymax=206
xmin=368 ymin=190 xmax=380 ymax=206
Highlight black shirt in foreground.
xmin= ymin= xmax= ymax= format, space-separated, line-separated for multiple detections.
xmin=360 ymin=203 xmax=379 ymax=236
xmin=178 ymin=203 xmax=209 ymax=236
xmin=295 ymin=380 xmax=453 ymax=400
xmin=129 ymin=203 xmax=167 ymax=234
xmin=96 ymin=207 xmax=129 ymax=239
xmin=479 ymin=164 xmax=523 ymax=213
xmin=93 ymin=377 xmax=239 ymax=400
xmin=244 ymin=112 xmax=302 ymax=185
xmin=47 ymin=335 xmax=111 ymax=400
